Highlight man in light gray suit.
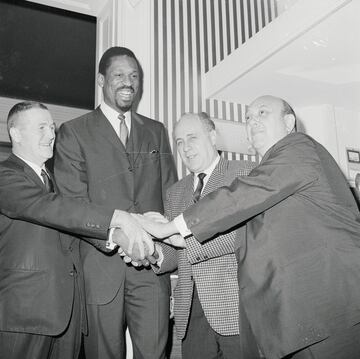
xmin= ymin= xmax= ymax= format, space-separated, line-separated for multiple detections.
xmin=147 ymin=113 xmax=260 ymax=359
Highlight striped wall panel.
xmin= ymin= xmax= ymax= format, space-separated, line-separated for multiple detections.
xmin=153 ymin=0 xmax=277 ymax=178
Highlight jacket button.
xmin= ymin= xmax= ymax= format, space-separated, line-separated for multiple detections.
xmin=69 ymin=270 xmax=75 ymax=276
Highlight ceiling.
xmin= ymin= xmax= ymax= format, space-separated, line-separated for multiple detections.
xmin=205 ymin=0 xmax=360 ymax=111
xmin=26 ymin=0 xmax=108 ymax=16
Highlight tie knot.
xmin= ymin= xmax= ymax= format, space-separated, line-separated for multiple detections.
xmin=118 ymin=114 xmax=125 ymax=122
xmin=41 ymin=169 xmax=54 ymax=192
xmin=198 ymin=173 xmax=206 ymax=181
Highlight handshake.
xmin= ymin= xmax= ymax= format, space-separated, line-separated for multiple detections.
xmin=109 ymin=210 xmax=185 ymax=267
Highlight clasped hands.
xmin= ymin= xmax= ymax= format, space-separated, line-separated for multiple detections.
xmin=110 ymin=210 xmax=184 ymax=267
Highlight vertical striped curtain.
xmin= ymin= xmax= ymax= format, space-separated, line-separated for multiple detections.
xmin=152 ymin=0 xmax=278 ymax=178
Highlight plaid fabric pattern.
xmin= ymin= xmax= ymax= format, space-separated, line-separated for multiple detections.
xmin=160 ymin=158 xmax=255 ymax=339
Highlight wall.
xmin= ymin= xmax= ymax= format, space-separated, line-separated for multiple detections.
xmin=152 ymin=0 xmax=278 ymax=177
xmin=297 ymin=104 xmax=360 ymax=184
xmin=0 ymin=96 xmax=88 ymax=142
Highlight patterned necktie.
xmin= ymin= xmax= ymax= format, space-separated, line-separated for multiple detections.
xmin=118 ymin=114 xmax=128 ymax=147
xmin=41 ymin=169 xmax=54 ymax=193
xmin=193 ymin=173 xmax=206 ymax=202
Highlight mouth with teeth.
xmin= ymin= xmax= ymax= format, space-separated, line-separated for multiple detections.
xmin=117 ymin=87 xmax=135 ymax=101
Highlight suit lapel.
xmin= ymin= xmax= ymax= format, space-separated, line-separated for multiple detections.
xmin=94 ymin=107 xmax=125 ymax=150
xmin=202 ymin=158 xmax=228 ymax=198
xmin=183 ymin=174 xmax=195 ymax=209
xmin=9 ymin=154 xmax=46 ymax=190
xmin=127 ymin=112 xmax=145 ymax=165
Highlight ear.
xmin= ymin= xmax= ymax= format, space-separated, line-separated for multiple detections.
xmin=284 ymin=114 xmax=296 ymax=134
xmin=209 ymin=129 xmax=217 ymax=146
xmin=97 ymin=73 xmax=105 ymax=88
xmin=9 ymin=127 xmax=21 ymax=143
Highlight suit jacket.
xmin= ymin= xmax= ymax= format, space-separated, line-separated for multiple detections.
xmin=184 ymin=133 xmax=360 ymax=358
xmin=0 ymin=154 xmax=113 ymax=336
xmin=158 ymin=158 xmax=254 ymax=339
xmin=54 ymin=107 xmax=178 ymax=304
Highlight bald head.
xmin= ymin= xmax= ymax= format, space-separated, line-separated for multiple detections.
xmin=245 ymin=95 xmax=296 ymax=156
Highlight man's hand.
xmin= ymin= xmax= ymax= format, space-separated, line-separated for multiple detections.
xmin=143 ymin=211 xmax=169 ymax=223
xmin=143 ymin=212 xmax=186 ymax=247
xmin=132 ymin=213 xmax=178 ymax=239
xmin=163 ymin=234 xmax=186 ymax=248
xmin=110 ymin=210 xmax=155 ymax=259
xmin=119 ymin=243 xmax=160 ymax=267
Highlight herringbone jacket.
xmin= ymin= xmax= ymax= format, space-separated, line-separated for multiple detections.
xmin=158 ymin=157 xmax=255 ymax=339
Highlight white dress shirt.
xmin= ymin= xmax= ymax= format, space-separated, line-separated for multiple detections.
xmin=100 ymin=101 xmax=131 ymax=137
xmin=174 ymin=155 xmax=220 ymax=237
xmin=15 ymin=154 xmax=48 ymax=184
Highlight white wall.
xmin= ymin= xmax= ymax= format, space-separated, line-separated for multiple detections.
xmin=297 ymin=104 xmax=360 ymax=184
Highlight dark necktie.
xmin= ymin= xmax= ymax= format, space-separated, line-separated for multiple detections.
xmin=193 ymin=173 xmax=206 ymax=202
xmin=41 ymin=169 xmax=54 ymax=193
xmin=118 ymin=114 xmax=128 ymax=147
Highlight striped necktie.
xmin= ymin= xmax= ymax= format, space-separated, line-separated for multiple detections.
xmin=41 ymin=169 xmax=54 ymax=193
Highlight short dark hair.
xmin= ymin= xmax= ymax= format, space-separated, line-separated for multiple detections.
xmin=98 ymin=46 xmax=139 ymax=75
xmin=7 ymin=101 xmax=48 ymax=132
xmin=197 ymin=112 xmax=216 ymax=132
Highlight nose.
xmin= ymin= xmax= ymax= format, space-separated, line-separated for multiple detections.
xmin=121 ymin=74 xmax=133 ymax=86
xmin=246 ymin=116 xmax=260 ymax=127
xmin=47 ymin=126 xmax=56 ymax=140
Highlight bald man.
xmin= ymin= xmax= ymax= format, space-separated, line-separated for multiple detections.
xmin=137 ymin=96 xmax=360 ymax=359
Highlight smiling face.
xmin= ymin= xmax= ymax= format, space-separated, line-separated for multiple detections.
xmin=10 ymin=108 xmax=55 ymax=166
xmin=175 ymin=114 xmax=218 ymax=173
xmin=245 ymin=95 xmax=294 ymax=156
xmin=98 ymin=55 xmax=140 ymax=114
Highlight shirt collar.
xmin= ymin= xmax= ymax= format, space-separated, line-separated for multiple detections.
xmin=193 ymin=154 xmax=220 ymax=190
xmin=100 ymin=101 xmax=131 ymax=134
xmin=194 ymin=155 xmax=220 ymax=178
xmin=14 ymin=153 xmax=46 ymax=180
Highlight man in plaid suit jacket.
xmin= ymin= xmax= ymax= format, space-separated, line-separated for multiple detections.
xmin=153 ymin=113 xmax=260 ymax=359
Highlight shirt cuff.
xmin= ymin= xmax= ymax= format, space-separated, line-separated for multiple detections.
xmin=174 ymin=214 xmax=192 ymax=237
xmin=106 ymin=227 xmax=118 ymax=250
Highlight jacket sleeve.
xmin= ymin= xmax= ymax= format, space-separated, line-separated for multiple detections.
xmin=184 ymin=138 xmax=319 ymax=242
xmin=159 ymin=124 xmax=178 ymax=203
xmin=0 ymin=165 xmax=113 ymax=251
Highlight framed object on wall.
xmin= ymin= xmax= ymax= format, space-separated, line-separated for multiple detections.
xmin=0 ymin=0 xmax=96 ymax=109
xmin=347 ymin=149 xmax=360 ymax=163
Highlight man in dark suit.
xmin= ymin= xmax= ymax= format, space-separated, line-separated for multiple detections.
xmin=137 ymin=95 xmax=360 ymax=359
xmin=150 ymin=112 xmax=260 ymax=358
xmin=0 ymin=101 xmax=151 ymax=359
xmin=53 ymin=47 xmax=178 ymax=359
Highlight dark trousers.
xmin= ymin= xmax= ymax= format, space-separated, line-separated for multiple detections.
xmin=0 ymin=274 xmax=82 ymax=359
xmin=182 ymin=286 xmax=252 ymax=359
xmin=83 ymin=264 xmax=170 ymax=359
xmin=286 ymin=322 xmax=360 ymax=359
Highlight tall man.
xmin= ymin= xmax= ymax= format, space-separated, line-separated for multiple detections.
xmin=138 ymin=96 xmax=360 ymax=359
xmin=0 ymin=102 xmax=151 ymax=359
xmin=152 ymin=113 xmax=260 ymax=358
xmin=54 ymin=47 xmax=178 ymax=359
